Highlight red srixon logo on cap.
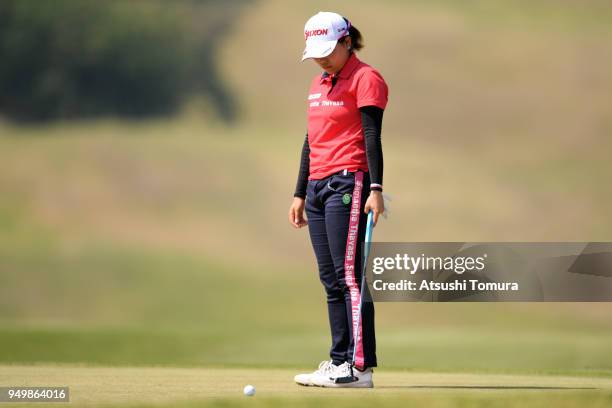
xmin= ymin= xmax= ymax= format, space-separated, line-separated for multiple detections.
xmin=305 ymin=28 xmax=328 ymax=39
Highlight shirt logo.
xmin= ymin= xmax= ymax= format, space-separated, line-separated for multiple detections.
xmin=321 ymin=100 xmax=344 ymax=107
xmin=308 ymin=93 xmax=321 ymax=100
xmin=309 ymin=100 xmax=345 ymax=108
xmin=305 ymin=28 xmax=329 ymax=39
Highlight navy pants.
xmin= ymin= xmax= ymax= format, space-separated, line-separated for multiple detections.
xmin=305 ymin=170 xmax=377 ymax=369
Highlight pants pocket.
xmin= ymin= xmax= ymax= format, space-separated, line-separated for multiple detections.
xmin=326 ymin=174 xmax=355 ymax=195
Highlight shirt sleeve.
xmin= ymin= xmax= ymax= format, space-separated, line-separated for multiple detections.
xmin=355 ymin=69 xmax=388 ymax=110
xmin=360 ymin=106 xmax=384 ymax=189
xmin=293 ymin=133 xmax=310 ymax=199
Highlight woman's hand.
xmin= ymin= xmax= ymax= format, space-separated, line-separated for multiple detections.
xmin=288 ymin=197 xmax=308 ymax=228
xmin=364 ymin=190 xmax=384 ymax=226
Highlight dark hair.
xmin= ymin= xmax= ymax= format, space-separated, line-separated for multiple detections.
xmin=341 ymin=18 xmax=364 ymax=51
xmin=347 ymin=26 xmax=364 ymax=51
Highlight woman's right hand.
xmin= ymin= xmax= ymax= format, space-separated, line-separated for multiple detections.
xmin=288 ymin=197 xmax=308 ymax=229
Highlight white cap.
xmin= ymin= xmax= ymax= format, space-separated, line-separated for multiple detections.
xmin=302 ymin=12 xmax=350 ymax=61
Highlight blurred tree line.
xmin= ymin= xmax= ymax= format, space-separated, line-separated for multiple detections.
xmin=0 ymin=0 xmax=249 ymax=123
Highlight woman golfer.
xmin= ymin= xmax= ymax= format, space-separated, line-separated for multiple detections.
xmin=288 ymin=11 xmax=388 ymax=388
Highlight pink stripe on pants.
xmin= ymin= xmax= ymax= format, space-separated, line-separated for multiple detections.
xmin=343 ymin=171 xmax=365 ymax=369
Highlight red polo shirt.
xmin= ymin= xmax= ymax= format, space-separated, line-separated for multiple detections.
xmin=306 ymin=53 xmax=388 ymax=180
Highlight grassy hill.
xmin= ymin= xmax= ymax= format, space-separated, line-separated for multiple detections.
xmin=1 ymin=0 xmax=612 ymax=377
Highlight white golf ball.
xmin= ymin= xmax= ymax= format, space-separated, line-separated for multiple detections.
xmin=243 ymin=384 xmax=256 ymax=396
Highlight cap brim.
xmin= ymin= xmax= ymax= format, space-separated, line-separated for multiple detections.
xmin=301 ymin=39 xmax=338 ymax=61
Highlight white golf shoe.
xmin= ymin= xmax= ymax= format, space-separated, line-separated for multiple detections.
xmin=311 ymin=362 xmax=374 ymax=388
xmin=294 ymin=360 xmax=339 ymax=386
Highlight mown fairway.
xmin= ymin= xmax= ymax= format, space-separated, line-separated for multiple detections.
xmin=2 ymin=365 xmax=612 ymax=408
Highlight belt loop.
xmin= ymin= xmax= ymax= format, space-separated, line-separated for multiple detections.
xmin=343 ymin=169 xmax=348 ymax=176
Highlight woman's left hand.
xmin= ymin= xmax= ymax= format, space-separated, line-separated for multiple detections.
xmin=364 ymin=190 xmax=384 ymax=226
